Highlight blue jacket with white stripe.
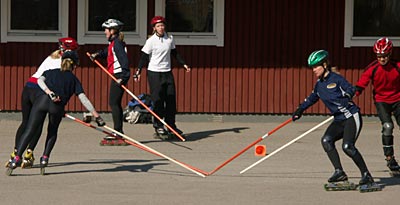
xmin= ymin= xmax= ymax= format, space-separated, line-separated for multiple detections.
xmin=299 ymin=71 xmax=359 ymax=121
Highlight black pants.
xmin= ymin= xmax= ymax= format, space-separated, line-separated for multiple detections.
xmin=321 ymin=112 xmax=369 ymax=174
xmin=375 ymin=101 xmax=400 ymax=156
xmin=109 ymin=80 xmax=125 ymax=133
xmin=147 ymin=71 xmax=177 ymax=129
xmin=16 ymin=94 xmax=64 ymax=158
xmin=14 ymin=86 xmax=44 ymax=152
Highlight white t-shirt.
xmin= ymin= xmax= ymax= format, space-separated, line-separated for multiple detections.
xmin=31 ymin=56 xmax=61 ymax=79
xmin=141 ymin=33 xmax=176 ymax=72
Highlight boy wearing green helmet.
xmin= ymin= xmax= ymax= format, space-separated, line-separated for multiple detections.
xmin=292 ymin=50 xmax=381 ymax=192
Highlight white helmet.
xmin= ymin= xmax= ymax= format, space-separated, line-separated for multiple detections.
xmin=102 ymin=19 xmax=124 ymax=30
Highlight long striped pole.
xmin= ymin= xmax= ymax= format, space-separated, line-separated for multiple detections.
xmin=65 ymin=114 xmax=206 ymax=177
xmin=240 ymin=116 xmax=333 ymax=174
xmin=207 ymin=118 xmax=292 ymax=176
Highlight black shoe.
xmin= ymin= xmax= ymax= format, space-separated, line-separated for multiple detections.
xmin=359 ymin=171 xmax=374 ymax=185
xmin=386 ymin=156 xmax=400 ymax=171
xmin=328 ymin=169 xmax=348 ymax=183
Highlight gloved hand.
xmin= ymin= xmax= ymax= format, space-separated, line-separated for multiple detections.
xmin=89 ymin=52 xmax=99 ymax=62
xmin=48 ymin=91 xmax=60 ymax=102
xmin=354 ymin=86 xmax=363 ymax=97
xmin=95 ymin=116 xmax=106 ymax=127
xmin=133 ymin=70 xmax=141 ymax=82
xmin=292 ymin=107 xmax=304 ymax=122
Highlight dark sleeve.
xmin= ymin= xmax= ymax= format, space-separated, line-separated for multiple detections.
xmin=97 ymin=47 xmax=108 ymax=59
xmin=299 ymin=84 xmax=320 ymax=111
xmin=74 ymin=76 xmax=84 ymax=96
xmin=136 ymin=51 xmax=149 ymax=74
xmin=171 ymin=48 xmax=186 ymax=66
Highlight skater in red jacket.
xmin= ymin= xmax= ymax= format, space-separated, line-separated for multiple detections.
xmin=355 ymin=37 xmax=400 ymax=176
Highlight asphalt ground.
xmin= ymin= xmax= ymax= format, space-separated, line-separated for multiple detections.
xmin=1 ymin=113 xmax=400 ymax=205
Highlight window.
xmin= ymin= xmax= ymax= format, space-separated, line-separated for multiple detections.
xmin=155 ymin=0 xmax=224 ymax=47
xmin=0 ymin=0 xmax=68 ymax=43
xmin=77 ymin=0 xmax=147 ymax=45
xmin=344 ymin=0 xmax=400 ymax=47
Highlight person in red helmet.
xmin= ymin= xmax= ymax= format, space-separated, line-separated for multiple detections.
xmin=6 ymin=51 xmax=105 ymax=175
xmin=5 ymin=37 xmax=80 ymax=169
xmin=133 ymin=16 xmax=190 ymax=140
xmin=355 ymin=37 xmax=400 ymax=176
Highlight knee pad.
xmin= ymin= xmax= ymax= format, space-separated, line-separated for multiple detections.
xmin=342 ymin=143 xmax=358 ymax=157
xmin=382 ymin=122 xmax=394 ymax=136
xmin=321 ymin=135 xmax=335 ymax=152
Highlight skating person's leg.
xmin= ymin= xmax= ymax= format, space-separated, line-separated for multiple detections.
xmin=164 ymin=72 xmax=182 ymax=134
xmin=41 ymin=104 xmax=63 ymax=162
xmin=14 ymin=86 xmax=34 ymax=150
xmin=375 ymin=102 xmax=400 ymax=171
xmin=342 ymin=112 xmax=371 ymax=177
xmin=109 ymin=80 xmax=125 ymax=133
xmin=148 ymin=71 xmax=166 ymax=131
xmin=6 ymin=87 xmax=32 ymax=167
xmin=321 ymin=121 xmax=345 ymax=174
xmin=12 ymin=95 xmax=49 ymax=168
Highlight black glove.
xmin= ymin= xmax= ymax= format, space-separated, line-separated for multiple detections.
xmin=82 ymin=116 xmax=92 ymax=123
xmin=89 ymin=52 xmax=99 ymax=62
xmin=133 ymin=69 xmax=141 ymax=81
xmin=292 ymin=107 xmax=304 ymax=121
xmin=354 ymin=86 xmax=363 ymax=96
xmin=95 ymin=116 xmax=106 ymax=127
xmin=48 ymin=92 xmax=60 ymax=102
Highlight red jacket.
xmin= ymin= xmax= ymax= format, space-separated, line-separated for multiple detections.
xmin=356 ymin=60 xmax=400 ymax=103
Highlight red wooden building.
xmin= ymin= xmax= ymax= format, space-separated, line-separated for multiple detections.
xmin=1 ymin=0 xmax=398 ymax=115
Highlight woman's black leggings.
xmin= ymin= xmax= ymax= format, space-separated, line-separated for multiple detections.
xmin=321 ymin=112 xmax=369 ymax=174
xmin=16 ymin=94 xmax=64 ymax=158
xmin=109 ymin=80 xmax=125 ymax=133
xmin=14 ymin=86 xmax=44 ymax=151
xmin=147 ymin=71 xmax=177 ymax=129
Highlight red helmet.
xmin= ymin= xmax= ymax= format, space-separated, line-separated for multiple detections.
xmin=150 ymin=16 xmax=166 ymax=26
xmin=58 ymin=37 xmax=79 ymax=51
xmin=373 ymin=37 xmax=393 ymax=54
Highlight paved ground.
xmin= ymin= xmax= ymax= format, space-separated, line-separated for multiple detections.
xmin=1 ymin=113 xmax=400 ymax=205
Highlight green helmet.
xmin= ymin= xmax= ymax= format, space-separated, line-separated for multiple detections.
xmin=307 ymin=50 xmax=329 ymax=67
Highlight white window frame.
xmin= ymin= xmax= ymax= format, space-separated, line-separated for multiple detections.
xmin=77 ymin=0 xmax=147 ymax=45
xmin=155 ymin=0 xmax=224 ymax=47
xmin=0 ymin=0 xmax=68 ymax=43
xmin=344 ymin=0 xmax=400 ymax=47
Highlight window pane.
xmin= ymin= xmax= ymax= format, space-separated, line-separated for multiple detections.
xmin=88 ymin=0 xmax=136 ymax=32
xmin=166 ymin=0 xmax=213 ymax=33
xmin=11 ymin=0 xmax=58 ymax=30
xmin=354 ymin=0 xmax=400 ymax=36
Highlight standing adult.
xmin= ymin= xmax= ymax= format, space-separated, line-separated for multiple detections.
xmin=90 ymin=19 xmax=130 ymax=145
xmin=355 ymin=37 xmax=400 ymax=175
xmin=133 ymin=16 xmax=190 ymax=140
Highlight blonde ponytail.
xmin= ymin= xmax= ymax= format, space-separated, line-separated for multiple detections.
xmin=61 ymin=58 xmax=74 ymax=72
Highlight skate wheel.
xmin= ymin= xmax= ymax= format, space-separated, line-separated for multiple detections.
xmin=5 ymin=167 xmax=13 ymax=176
xmin=40 ymin=167 xmax=46 ymax=175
